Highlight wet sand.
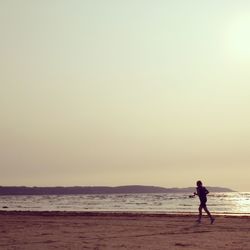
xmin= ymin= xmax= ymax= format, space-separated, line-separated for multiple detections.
xmin=0 ymin=211 xmax=249 ymax=249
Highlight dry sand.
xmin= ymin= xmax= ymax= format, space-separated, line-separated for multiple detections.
xmin=0 ymin=211 xmax=249 ymax=250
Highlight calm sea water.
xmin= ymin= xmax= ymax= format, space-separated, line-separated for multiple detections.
xmin=0 ymin=192 xmax=249 ymax=215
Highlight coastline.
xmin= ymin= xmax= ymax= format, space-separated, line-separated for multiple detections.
xmin=0 ymin=211 xmax=249 ymax=249
xmin=0 ymin=210 xmax=249 ymax=217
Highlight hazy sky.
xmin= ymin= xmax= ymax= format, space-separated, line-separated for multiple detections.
xmin=1 ymin=1 xmax=250 ymax=191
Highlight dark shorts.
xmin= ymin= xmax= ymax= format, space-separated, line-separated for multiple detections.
xmin=200 ymin=199 xmax=207 ymax=208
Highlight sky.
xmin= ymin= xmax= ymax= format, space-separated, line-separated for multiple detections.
xmin=1 ymin=1 xmax=250 ymax=191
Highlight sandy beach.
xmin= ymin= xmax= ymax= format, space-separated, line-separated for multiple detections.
xmin=0 ymin=211 xmax=249 ymax=250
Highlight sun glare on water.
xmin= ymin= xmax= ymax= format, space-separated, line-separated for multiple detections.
xmin=234 ymin=193 xmax=250 ymax=214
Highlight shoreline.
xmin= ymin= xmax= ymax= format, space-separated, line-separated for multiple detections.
xmin=0 ymin=210 xmax=249 ymax=218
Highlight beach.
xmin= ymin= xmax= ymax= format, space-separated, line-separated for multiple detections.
xmin=0 ymin=211 xmax=249 ymax=249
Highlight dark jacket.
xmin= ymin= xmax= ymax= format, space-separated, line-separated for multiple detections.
xmin=196 ymin=186 xmax=209 ymax=202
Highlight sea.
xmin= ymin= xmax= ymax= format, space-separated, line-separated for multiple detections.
xmin=0 ymin=192 xmax=249 ymax=216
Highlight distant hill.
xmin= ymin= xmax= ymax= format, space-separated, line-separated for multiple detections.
xmin=0 ymin=185 xmax=234 ymax=195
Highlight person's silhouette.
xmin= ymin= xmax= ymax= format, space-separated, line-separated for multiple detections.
xmin=194 ymin=180 xmax=215 ymax=224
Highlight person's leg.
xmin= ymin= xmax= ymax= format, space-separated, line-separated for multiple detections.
xmin=197 ymin=204 xmax=202 ymax=222
xmin=204 ymin=205 xmax=215 ymax=224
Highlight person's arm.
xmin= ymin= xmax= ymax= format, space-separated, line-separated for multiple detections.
xmin=193 ymin=188 xmax=198 ymax=196
xmin=204 ymin=188 xmax=209 ymax=195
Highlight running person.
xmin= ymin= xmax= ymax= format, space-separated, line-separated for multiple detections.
xmin=194 ymin=180 xmax=215 ymax=224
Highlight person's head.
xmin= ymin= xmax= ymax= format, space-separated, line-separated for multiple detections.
xmin=196 ymin=180 xmax=202 ymax=187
